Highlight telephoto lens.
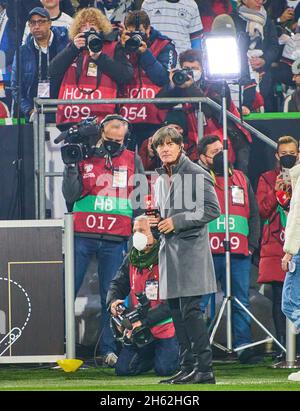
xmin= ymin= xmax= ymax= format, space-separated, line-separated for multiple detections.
xmin=84 ymin=29 xmax=104 ymax=53
xmin=88 ymin=33 xmax=103 ymax=53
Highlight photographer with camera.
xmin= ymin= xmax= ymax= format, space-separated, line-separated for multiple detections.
xmin=49 ymin=7 xmax=134 ymax=129
xmin=107 ymin=215 xmax=179 ymax=377
xmin=119 ymin=10 xmax=177 ymax=149
xmin=62 ymin=114 xmax=145 ymax=366
xmin=156 ymin=48 xmax=252 ymax=173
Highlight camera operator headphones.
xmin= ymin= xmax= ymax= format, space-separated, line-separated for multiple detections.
xmin=100 ymin=114 xmax=132 ymax=146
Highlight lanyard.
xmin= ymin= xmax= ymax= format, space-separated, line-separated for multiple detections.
xmin=75 ymin=53 xmax=101 ymax=95
xmin=38 ymin=47 xmax=50 ymax=82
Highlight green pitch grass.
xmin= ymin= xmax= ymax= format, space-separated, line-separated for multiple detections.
xmin=0 ymin=360 xmax=300 ymax=391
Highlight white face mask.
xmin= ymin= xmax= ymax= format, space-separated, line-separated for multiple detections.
xmin=192 ymin=69 xmax=202 ymax=83
xmin=132 ymin=232 xmax=148 ymax=251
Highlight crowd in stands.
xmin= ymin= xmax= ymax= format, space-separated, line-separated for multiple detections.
xmin=2 ymin=0 xmax=300 ymax=366
xmin=3 ymin=0 xmax=300 ymax=121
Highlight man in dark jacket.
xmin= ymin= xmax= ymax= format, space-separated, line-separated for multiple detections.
xmin=119 ymin=10 xmax=177 ymax=150
xmin=10 ymin=7 xmax=69 ymax=121
xmin=107 ymin=215 xmax=179 ymax=376
xmin=150 ymin=126 xmax=220 ymax=385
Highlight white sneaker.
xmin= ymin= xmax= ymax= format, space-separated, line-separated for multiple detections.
xmin=104 ymin=352 xmax=118 ymax=367
xmin=288 ymin=371 xmax=300 ymax=381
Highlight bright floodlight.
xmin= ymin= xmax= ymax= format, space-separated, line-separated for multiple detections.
xmin=203 ymin=35 xmax=241 ymax=82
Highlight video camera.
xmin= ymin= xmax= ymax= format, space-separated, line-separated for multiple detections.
xmin=172 ymin=68 xmax=194 ymax=86
xmin=54 ymin=117 xmax=100 ymax=164
xmin=110 ymin=292 xmax=154 ymax=348
xmin=83 ymin=29 xmax=105 ymax=53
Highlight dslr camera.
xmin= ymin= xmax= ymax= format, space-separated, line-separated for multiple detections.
xmin=55 ymin=117 xmax=100 ymax=164
xmin=83 ymin=29 xmax=104 ymax=53
xmin=110 ymin=292 xmax=154 ymax=348
xmin=125 ymin=31 xmax=147 ymax=52
xmin=172 ymin=68 xmax=194 ymax=86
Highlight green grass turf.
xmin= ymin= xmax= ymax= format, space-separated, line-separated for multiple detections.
xmin=0 ymin=359 xmax=300 ymax=391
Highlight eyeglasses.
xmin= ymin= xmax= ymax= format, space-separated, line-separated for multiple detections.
xmin=29 ymin=19 xmax=50 ymax=27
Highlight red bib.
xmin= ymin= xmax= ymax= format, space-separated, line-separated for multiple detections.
xmin=56 ymin=42 xmax=118 ymax=126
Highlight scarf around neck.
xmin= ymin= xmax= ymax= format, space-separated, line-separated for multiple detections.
xmin=129 ymin=240 xmax=160 ymax=271
xmin=238 ymin=5 xmax=267 ymax=41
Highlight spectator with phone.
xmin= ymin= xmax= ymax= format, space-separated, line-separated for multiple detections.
xmin=256 ymin=135 xmax=299 ymax=362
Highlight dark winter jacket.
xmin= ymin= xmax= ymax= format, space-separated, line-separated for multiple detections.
xmin=135 ymin=27 xmax=177 ymax=87
xmin=11 ymin=26 xmax=69 ymax=119
xmin=106 ymin=255 xmax=173 ymax=330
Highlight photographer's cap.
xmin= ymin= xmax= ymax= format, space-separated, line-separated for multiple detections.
xmin=28 ymin=7 xmax=50 ymax=21
xmin=292 ymin=58 xmax=300 ymax=75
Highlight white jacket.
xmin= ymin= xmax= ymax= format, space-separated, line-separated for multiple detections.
xmin=284 ymin=163 xmax=300 ymax=255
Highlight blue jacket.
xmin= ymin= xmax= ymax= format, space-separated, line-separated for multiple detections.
xmin=139 ymin=27 xmax=177 ymax=87
xmin=11 ymin=26 xmax=69 ymax=118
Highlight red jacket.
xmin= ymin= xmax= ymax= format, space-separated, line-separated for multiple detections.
xmin=129 ymin=263 xmax=175 ymax=339
xmin=256 ymin=169 xmax=286 ymax=283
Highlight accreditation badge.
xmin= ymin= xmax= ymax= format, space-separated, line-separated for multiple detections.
xmin=231 ymin=186 xmax=245 ymax=206
xmin=87 ymin=62 xmax=97 ymax=77
xmin=145 ymin=280 xmax=159 ymax=301
xmin=37 ymin=80 xmax=50 ymax=98
xmin=112 ymin=168 xmax=127 ymax=188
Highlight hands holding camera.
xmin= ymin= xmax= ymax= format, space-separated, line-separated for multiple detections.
xmin=110 ymin=299 xmax=125 ymax=317
xmin=110 ymin=299 xmax=143 ymax=339
xmin=169 ymin=68 xmax=194 ymax=89
xmin=120 ymin=24 xmax=148 ymax=54
xmin=73 ymin=30 xmax=103 ymax=60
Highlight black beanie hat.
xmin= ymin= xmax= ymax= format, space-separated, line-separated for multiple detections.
xmin=164 ymin=109 xmax=188 ymax=135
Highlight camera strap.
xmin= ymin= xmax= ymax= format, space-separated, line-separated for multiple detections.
xmin=75 ymin=53 xmax=102 ymax=95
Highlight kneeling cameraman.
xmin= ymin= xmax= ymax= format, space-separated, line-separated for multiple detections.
xmin=107 ymin=215 xmax=179 ymax=377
